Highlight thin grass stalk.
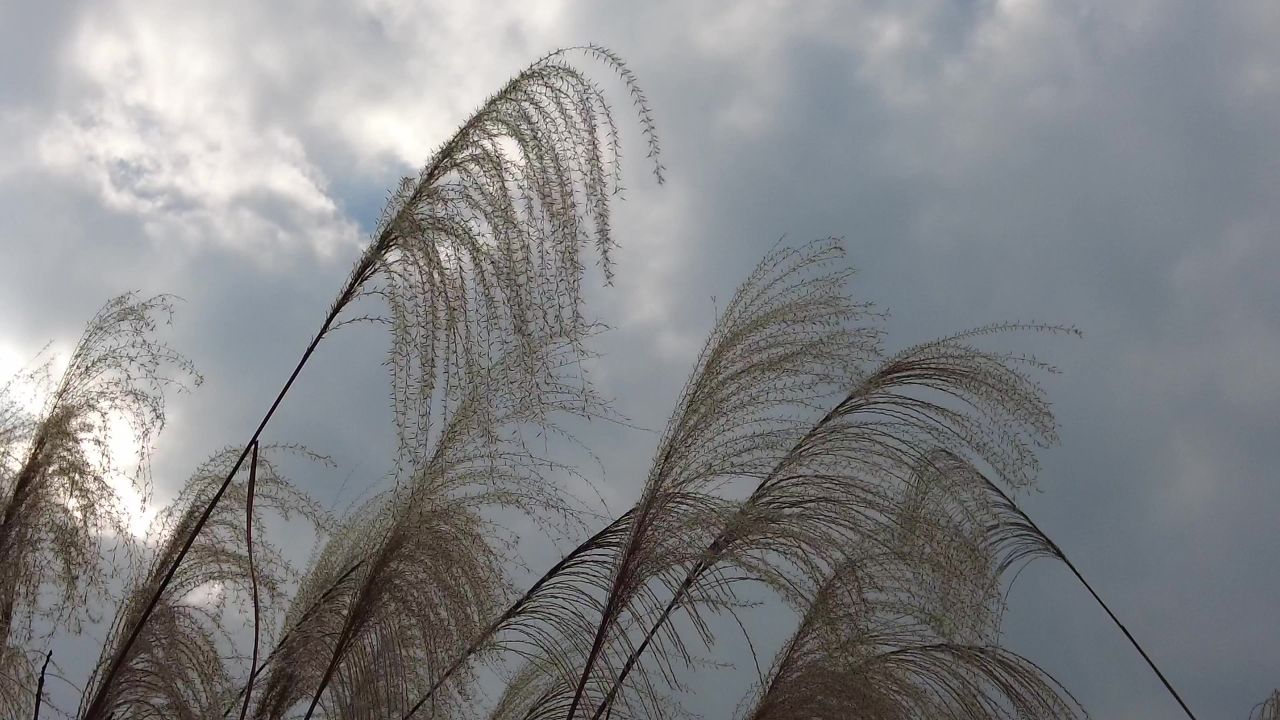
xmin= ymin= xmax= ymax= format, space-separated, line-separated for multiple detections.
xmin=1065 ymin=562 xmax=1196 ymax=719
xmin=300 ymin=557 xmax=376 ymax=720
xmin=31 ymin=651 xmax=50 ymax=720
xmin=586 ymin=557 xmax=707 ymax=720
xmin=238 ymin=441 xmax=262 ymax=720
xmin=288 ymin=525 xmax=383 ymax=709
xmin=564 ymin=521 xmax=646 ymax=719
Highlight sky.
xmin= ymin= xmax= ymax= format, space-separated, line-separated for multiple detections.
xmin=1 ymin=0 xmax=1278 ymax=717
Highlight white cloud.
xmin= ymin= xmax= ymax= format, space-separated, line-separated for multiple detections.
xmin=31 ymin=1 xmax=357 ymax=260
xmin=27 ymin=0 xmax=578 ymax=262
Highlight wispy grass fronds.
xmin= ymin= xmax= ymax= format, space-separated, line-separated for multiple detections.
xmin=489 ymin=632 xmax=686 ymax=720
xmin=582 ymin=313 xmax=1077 ymax=719
xmin=0 ymin=644 xmax=35 ymax=718
xmin=339 ymin=45 xmax=664 ymax=468
xmin=399 ymin=509 xmax=636 ymax=719
xmin=740 ymin=457 xmax=1083 ymax=720
xmin=499 ymin=238 xmax=879 ymax=719
xmin=717 ymin=321 xmax=1076 ymax=601
xmin=251 ymin=340 xmax=604 ymax=720
xmin=0 ymin=294 xmax=198 ymax=715
xmin=79 ymin=446 xmax=327 ymax=720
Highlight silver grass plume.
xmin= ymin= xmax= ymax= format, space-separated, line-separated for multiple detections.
xmin=0 ymin=293 xmax=198 ymax=716
xmin=397 ymin=510 xmax=636 ymax=719
xmin=739 ymin=455 xmax=1083 ymax=720
xmin=354 ymin=44 xmax=663 ymax=466
xmin=491 ymin=654 xmax=584 ymax=720
xmin=78 ymin=446 xmax=328 ymax=720
xmin=231 ymin=507 xmax=634 ymax=720
xmin=250 ymin=340 xmax=605 ymax=720
xmin=94 ymin=44 xmax=662 ymax=712
xmin=584 ymin=316 xmax=1080 ymax=718
xmin=487 ymin=628 xmax=689 ymax=720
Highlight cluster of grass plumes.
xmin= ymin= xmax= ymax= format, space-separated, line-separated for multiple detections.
xmin=462 ymin=238 xmax=1087 ymax=720
xmin=0 ymin=249 xmax=1114 ymax=720
xmin=0 ymin=47 xmax=1217 ymax=720
xmin=70 ymin=46 xmax=666 ymax=718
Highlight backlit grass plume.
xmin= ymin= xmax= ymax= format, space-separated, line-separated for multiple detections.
xmin=354 ymin=44 xmax=663 ymax=466
xmin=79 ymin=446 xmax=327 ymax=720
xmin=554 ymin=239 xmax=875 ymax=719
xmin=248 ymin=341 xmax=603 ymax=720
xmin=0 ymin=293 xmax=198 ymax=714
xmin=741 ymin=554 xmax=1080 ymax=720
xmin=727 ymin=452 xmax=1083 ymax=720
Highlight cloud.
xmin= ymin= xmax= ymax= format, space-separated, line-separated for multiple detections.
xmin=20 ymin=0 xmax=582 ymax=261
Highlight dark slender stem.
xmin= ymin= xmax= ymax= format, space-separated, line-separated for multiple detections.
xmin=32 ymin=650 xmax=51 ymax=720
xmin=1059 ymin=547 xmax=1198 ymax=719
xmin=586 ymin=404 xmax=841 ymax=719
xmin=565 ymin=522 xmax=644 ymax=720
xmin=238 ymin=442 xmax=262 ymax=720
xmin=985 ymin=482 xmax=1199 ymax=720
xmin=566 ymin=421 xmax=699 ymax=719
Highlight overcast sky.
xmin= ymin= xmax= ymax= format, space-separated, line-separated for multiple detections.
xmin=2 ymin=1 xmax=1278 ymax=718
